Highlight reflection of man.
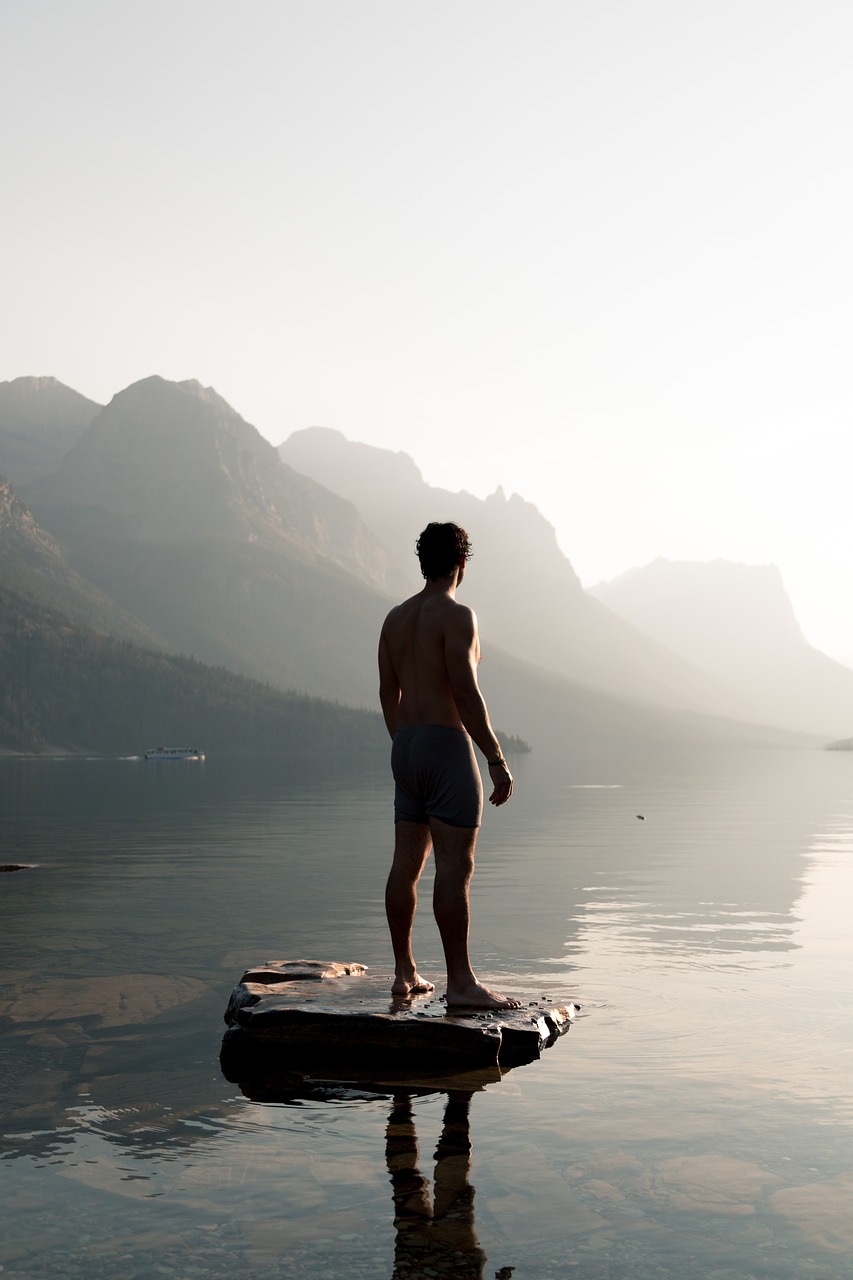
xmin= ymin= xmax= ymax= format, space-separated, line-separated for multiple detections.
xmin=378 ymin=522 xmax=519 ymax=1009
xmin=386 ymin=1091 xmax=487 ymax=1280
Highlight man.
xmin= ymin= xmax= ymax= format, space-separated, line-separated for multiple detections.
xmin=378 ymin=521 xmax=520 ymax=1009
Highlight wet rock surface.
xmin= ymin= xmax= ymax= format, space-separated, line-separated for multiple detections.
xmin=221 ymin=959 xmax=579 ymax=1092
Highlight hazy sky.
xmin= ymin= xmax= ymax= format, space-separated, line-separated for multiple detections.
xmin=3 ymin=0 xmax=851 ymax=661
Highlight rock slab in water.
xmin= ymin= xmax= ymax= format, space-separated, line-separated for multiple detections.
xmin=221 ymin=959 xmax=579 ymax=1078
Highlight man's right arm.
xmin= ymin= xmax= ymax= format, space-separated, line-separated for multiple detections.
xmin=378 ymin=627 xmax=401 ymax=739
xmin=444 ymin=607 xmax=513 ymax=805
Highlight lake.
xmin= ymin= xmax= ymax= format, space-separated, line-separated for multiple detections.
xmin=1 ymin=745 xmax=851 ymax=1279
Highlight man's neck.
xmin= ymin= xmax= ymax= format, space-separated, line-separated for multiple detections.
xmin=422 ymin=570 xmax=459 ymax=598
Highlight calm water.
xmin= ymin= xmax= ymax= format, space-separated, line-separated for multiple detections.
xmin=1 ymin=746 xmax=852 ymax=1279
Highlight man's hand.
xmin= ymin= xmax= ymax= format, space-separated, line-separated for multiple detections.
xmin=487 ymin=759 xmax=513 ymax=806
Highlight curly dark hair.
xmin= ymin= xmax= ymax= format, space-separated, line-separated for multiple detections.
xmin=415 ymin=522 xmax=473 ymax=580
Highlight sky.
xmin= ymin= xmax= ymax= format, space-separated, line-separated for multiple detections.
xmin=3 ymin=0 xmax=852 ymax=662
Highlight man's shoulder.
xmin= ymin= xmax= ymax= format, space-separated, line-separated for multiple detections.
xmin=381 ymin=590 xmax=475 ymax=635
xmin=444 ymin=598 xmax=477 ymax=633
xmin=382 ymin=594 xmax=418 ymax=625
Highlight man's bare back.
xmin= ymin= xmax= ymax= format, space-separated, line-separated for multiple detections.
xmin=379 ymin=522 xmax=519 ymax=1010
xmin=380 ymin=590 xmax=474 ymax=728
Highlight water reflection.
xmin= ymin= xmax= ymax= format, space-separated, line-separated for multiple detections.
xmin=387 ymin=1091 xmax=486 ymax=1280
xmin=219 ymin=991 xmax=568 ymax=1277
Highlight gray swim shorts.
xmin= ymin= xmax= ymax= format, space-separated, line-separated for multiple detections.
xmin=392 ymin=724 xmax=483 ymax=828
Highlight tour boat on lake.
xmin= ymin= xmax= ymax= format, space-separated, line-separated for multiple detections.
xmin=144 ymin=746 xmax=205 ymax=761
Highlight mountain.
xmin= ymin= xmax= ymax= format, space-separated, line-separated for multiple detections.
xmin=0 ymin=470 xmax=392 ymax=753
xmin=5 ymin=376 xmax=816 ymax=757
xmin=27 ymin=377 xmax=404 ymax=587
xmin=590 ymin=559 xmax=853 ymax=737
xmin=0 ymin=376 xmax=100 ymax=489
xmin=277 ymin=427 xmax=740 ymax=717
xmin=25 ymin=378 xmax=407 ymax=704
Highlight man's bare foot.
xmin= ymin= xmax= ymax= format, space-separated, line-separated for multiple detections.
xmin=391 ymin=972 xmax=436 ymax=996
xmin=445 ymin=981 xmax=522 ymax=1010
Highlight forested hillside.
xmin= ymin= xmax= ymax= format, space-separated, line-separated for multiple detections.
xmin=0 ymin=586 xmax=387 ymax=756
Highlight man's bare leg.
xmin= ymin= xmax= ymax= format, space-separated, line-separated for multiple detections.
xmin=386 ymin=821 xmax=437 ymax=996
xmin=430 ymin=817 xmax=521 ymax=1010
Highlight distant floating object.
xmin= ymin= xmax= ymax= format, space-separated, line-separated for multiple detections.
xmin=144 ymin=746 xmax=205 ymax=761
xmin=636 ymin=814 xmax=646 ymax=820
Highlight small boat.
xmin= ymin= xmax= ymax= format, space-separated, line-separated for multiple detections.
xmin=144 ymin=746 xmax=205 ymax=761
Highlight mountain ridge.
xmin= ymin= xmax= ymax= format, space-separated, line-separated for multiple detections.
xmin=0 ymin=376 xmax=101 ymax=489
xmin=591 ymin=557 xmax=853 ymax=736
xmin=24 ymin=378 xmax=406 ymax=703
xmin=278 ymin=425 xmax=744 ymax=718
xmin=2 ymin=374 xmax=838 ymax=751
xmin=28 ymin=377 xmax=404 ymax=592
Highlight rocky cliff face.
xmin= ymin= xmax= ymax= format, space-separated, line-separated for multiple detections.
xmin=279 ymin=425 xmax=581 ymax=585
xmin=29 ymin=378 xmax=404 ymax=595
xmin=23 ymin=379 xmax=412 ymax=704
xmin=0 ymin=473 xmax=56 ymax=556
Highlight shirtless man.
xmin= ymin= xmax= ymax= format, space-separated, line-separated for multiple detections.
xmin=378 ymin=521 xmax=520 ymax=1010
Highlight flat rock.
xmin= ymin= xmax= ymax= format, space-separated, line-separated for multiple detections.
xmin=221 ymin=960 xmax=579 ymax=1088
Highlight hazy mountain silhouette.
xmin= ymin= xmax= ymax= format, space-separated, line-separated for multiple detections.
xmin=6 ymin=374 xmax=819 ymax=755
xmin=0 ymin=461 xmax=391 ymax=755
xmin=590 ymin=558 xmax=853 ymax=737
xmin=277 ymin=427 xmax=742 ymax=717
xmin=460 ymin=638 xmax=810 ymax=766
xmin=0 ymin=376 xmax=100 ymax=489
xmin=27 ymin=377 xmax=404 ymax=587
xmin=25 ymin=377 xmax=409 ymax=703
xmin=6 ymin=464 xmax=800 ymax=758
